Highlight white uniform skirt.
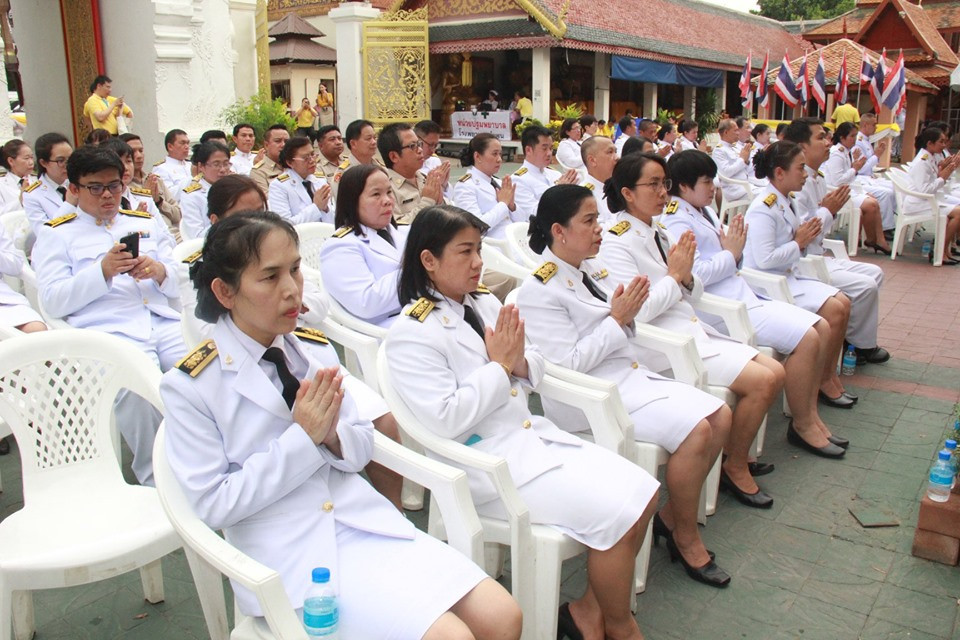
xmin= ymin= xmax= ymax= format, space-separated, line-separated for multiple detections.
xmin=784 ymin=275 xmax=839 ymax=313
xmin=700 ymin=337 xmax=756 ymax=387
xmin=0 ymin=299 xmax=42 ymax=328
xmin=477 ymin=439 xmax=659 ymax=550
xmin=629 ymin=378 xmax=725 ymax=453
xmin=247 ymin=524 xmax=487 ymax=640
xmin=748 ymin=298 xmax=819 ymax=354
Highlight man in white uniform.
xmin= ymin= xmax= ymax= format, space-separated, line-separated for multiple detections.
xmin=151 ymin=129 xmax=194 ymax=199
xmin=579 ymin=135 xmax=618 ymax=224
xmin=512 ymin=124 xmax=579 ymax=220
xmin=230 ymin=123 xmax=260 ymax=176
xmin=712 ymin=119 xmax=754 ymax=202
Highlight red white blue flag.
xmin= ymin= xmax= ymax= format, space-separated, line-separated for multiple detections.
xmin=811 ymin=51 xmax=827 ymax=111
xmin=835 ymin=50 xmax=848 ymax=104
xmin=882 ymin=50 xmax=906 ymax=114
xmin=739 ymin=51 xmax=753 ymax=109
xmin=774 ymin=53 xmax=800 ymax=108
xmin=797 ymin=51 xmax=809 ymax=108
xmin=869 ymin=48 xmax=887 ymax=113
xmin=757 ymin=51 xmax=770 ymax=109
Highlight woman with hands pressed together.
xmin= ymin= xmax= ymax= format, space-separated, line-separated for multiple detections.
xmin=452 ymin=133 xmax=518 ymax=238
xmin=386 ymin=205 xmax=659 ymax=640
xmin=743 ymin=141 xmax=851 ymax=457
xmin=907 ymin=127 xmax=960 ymax=264
xmin=161 ymin=211 xmax=519 ymax=640
xmin=517 ymin=184 xmax=736 ymax=591
xmin=598 ymin=152 xmax=784 ymax=514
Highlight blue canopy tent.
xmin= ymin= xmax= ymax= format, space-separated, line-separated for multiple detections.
xmin=611 ymin=55 xmax=724 ymax=88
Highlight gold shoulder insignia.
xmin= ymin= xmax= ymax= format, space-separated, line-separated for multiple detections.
xmin=314 ymin=170 xmax=325 ymax=178
xmin=475 ymin=282 xmax=491 ymax=294
xmin=921 ymin=153 xmax=929 ymax=160
xmin=583 ymin=181 xmax=594 ymax=191
xmin=152 ymin=160 xmax=164 ymax=167
xmin=183 ymin=182 xmax=202 ymax=194
xmin=406 ymin=297 xmax=435 ymax=322
xmin=396 ymin=220 xmax=411 ymax=225
xmin=657 ymin=221 xmax=667 ymax=230
xmin=44 ymin=213 xmax=77 ymax=228
xmin=182 ymin=249 xmax=202 ymax=264
xmin=118 ymin=208 xmax=153 ymax=218
xmin=230 ymin=150 xmax=237 ymax=156
xmin=591 ymin=269 xmax=608 ymax=281
xmin=513 ymin=167 xmax=528 ymax=176
xmin=817 ymin=169 xmax=825 ymax=178
xmin=276 ymin=173 xmax=290 ymax=183
xmin=533 ymin=261 xmax=558 ymax=283
xmin=252 ymin=160 xmax=265 ymax=170
xmin=457 ymin=173 xmax=471 ymax=183
xmin=332 ymin=225 xmax=354 ymax=238
xmin=394 ymin=177 xmax=405 ymax=187
xmin=129 ymin=186 xmax=152 ymax=196
xmin=293 ymin=326 xmax=330 ymax=344
xmin=763 ymin=193 xmax=778 ymax=207
xmin=339 ymin=159 xmax=350 ymax=170
xmin=608 ymin=220 xmax=631 ymax=236
xmin=664 ymin=200 xmax=679 ymax=215
xmin=23 ymin=181 xmax=40 ymax=193
xmin=175 ymin=340 xmax=218 ymax=378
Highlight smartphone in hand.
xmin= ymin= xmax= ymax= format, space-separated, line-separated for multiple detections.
xmin=119 ymin=232 xmax=140 ymax=259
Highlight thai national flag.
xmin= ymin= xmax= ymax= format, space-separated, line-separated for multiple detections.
xmin=739 ymin=51 xmax=753 ymax=109
xmin=835 ymin=50 xmax=848 ymax=104
xmin=757 ymin=51 xmax=770 ymax=109
xmin=869 ymin=48 xmax=887 ymax=113
xmin=811 ymin=51 xmax=827 ymax=111
xmin=882 ymin=50 xmax=906 ymax=112
xmin=797 ymin=52 xmax=809 ymax=108
xmin=774 ymin=54 xmax=800 ymax=108
xmin=860 ymin=47 xmax=874 ymax=84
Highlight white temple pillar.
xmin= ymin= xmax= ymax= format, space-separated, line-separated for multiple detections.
xmin=329 ymin=1 xmax=381 ymax=127
xmin=229 ymin=0 xmax=259 ymax=100
xmin=642 ymin=83 xmax=658 ymax=119
xmin=593 ymin=52 xmax=610 ymax=122
xmin=531 ymin=47 xmax=551 ymax=123
xmin=720 ymin=74 xmax=728 ymax=111
xmin=0 ymin=33 xmax=16 ymax=142
xmin=683 ymin=85 xmax=696 ymax=119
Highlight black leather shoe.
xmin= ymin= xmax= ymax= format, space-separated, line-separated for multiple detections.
xmin=719 ymin=470 xmax=774 ymax=509
xmin=827 ymin=435 xmax=850 ymax=449
xmin=653 ymin=512 xmax=715 ymax=560
xmin=855 ymin=346 xmax=890 ymax=365
xmin=787 ymin=421 xmax=846 ymax=458
xmin=748 ymin=461 xmax=775 ymax=476
xmin=557 ymin=602 xmax=584 ymax=640
xmin=664 ymin=532 xmax=731 ymax=587
xmin=0 ymin=437 xmax=9 ymax=456
xmin=818 ymin=390 xmax=855 ymax=409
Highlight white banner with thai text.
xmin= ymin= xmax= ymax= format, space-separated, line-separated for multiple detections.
xmin=450 ymin=111 xmax=512 ymax=141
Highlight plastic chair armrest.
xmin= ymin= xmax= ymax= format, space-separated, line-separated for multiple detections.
xmin=630 ymin=324 xmax=707 ymax=388
xmin=739 ymin=268 xmax=794 ymax=303
xmin=822 ymin=238 xmax=850 ymax=261
xmin=690 ymin=293 xmax=755 ymax=346
xmin=537 ymin=369 xmax=627 ymax=455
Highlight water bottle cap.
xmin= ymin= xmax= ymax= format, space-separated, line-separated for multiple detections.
xmin=938 ymin=450 xmax=951 ymax=461
xmin=947 ymin=439 xmax=958 ymax=449
xmin=311 ymin=567 xmax=331 ymax=583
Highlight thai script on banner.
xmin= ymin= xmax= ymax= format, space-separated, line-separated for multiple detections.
xmin=450 ymin=111 xmax=512 ymax=141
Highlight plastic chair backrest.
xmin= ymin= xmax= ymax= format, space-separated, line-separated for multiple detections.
xmin=505 ymin=222 xmax=539 ymax=268
xmin=0 ymin=210 xmax=31 ymax=254
xmin=296 ymin=222 xmax=336 ymax=272
xmin=0 ymin=330 xmax=163 ymax=497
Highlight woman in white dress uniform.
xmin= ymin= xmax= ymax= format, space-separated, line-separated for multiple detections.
xmin=556 ymin=118 xmax=585 ymax=172
xmin=743 ymin=141 xmax=852 ymax=457
xmin=452 ymin=133 xmax=518 ymax=239
xmin=179 ymin=142 xmax=231 ymax=240
xmin=161 ymin=212 xmax=520 ymax=640
xmin=23 ymin=133 xmax=74 ymax=234
xmin=656 ymin=123 xmax=678 ymax=160
xmin=386 ymin=205 xmax=659 ymax=640
xmin=319 ymin=165 xmax=408 ymax=327
xmin=598 ymin=153 xmax=789 ymax=486
xmin=517 ymin=185 xmax=735 ymax=588
xmin=267 ymin=136 xmax=333 ymax=226
xmin=907 ymin=127 xmax=960 ymax=264
xmin=0 ymin=140 xmax=36 ymax=214
xmin=664 ymin=150 xmax=849 ymax=459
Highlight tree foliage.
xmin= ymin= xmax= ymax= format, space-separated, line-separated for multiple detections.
xmin=219 ymin=95 xmax=295 ymax=146
xmin=755 ymin=0 xmax=855 ymax=22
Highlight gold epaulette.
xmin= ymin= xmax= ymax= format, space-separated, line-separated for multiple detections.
xmin=176 ymin=340 xmax=218 ymax=378
xmin=583 ymin=181 xmax=594 ymax=191
xmin=252 ymin=160 xmax=265 ymax=170
xmin=230 ymin=150 xmax=237 ymax=156
xmin=23 ymin=181 xmax=40 ymax=193
xmin=293 ymin=327 xmax=330 ymax=344
xmin=314 ymin=170 xmax=325 ymax=178
xmin=152 ymin=160 xmax=164 ymax=167
xmin=406 ymin=297 xmax=435 ymax=322
xmin=533 ymin=261 xmax=557 ymax=283
xmin=183 ymin=182 xmax=202 ymax=194
xmin=182 ymin=249 xmax=202 ymax=264
xmin=130 ymin=186 xmax=153 ymax=197
xmin=817 ymin=169 xmax=825 ymax=178
xmin=332 ymin=225 xmax=354 ymax=238
xmin=475 ymin=282 xmax=491 ymax=294
xmin=458 ymin=173 xmax=470 ymax=183
xmin=396 ymin=220 xmax=411 ymax=225
xmin=276 ymin=173 xmax=290 ymax=182
xmin=339 ymin=159 xmax=350 ymax=170
xmin=657 ymin=221 xmax=667 ymax=230
xmin=118 ymin=208 xmax=153 ymax=219
xmin=921 ymin=153 xmax=929 ymax=161
xmin=514 ymin=167 xmax=528 ymax=176
xmin=608 ymin=220 xmax=631 ymax=236
xmin=44 ymin=213 xmax=76 ymax=228
xmin=664 ymin=200 xmax=679 ymax=214
xmin=763 ymin=193 xmax=777 ymax=207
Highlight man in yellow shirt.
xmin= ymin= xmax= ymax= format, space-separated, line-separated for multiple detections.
xmin=514 ymin=90 xmax=533 ymax=121
xmin=82 ymin=75 xmax=133 ymax=135
xmin=831 ymin=98 xmax=860 ymax=128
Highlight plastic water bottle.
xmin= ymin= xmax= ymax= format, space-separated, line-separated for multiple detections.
xmin=927 ymin=450 xmax=954 ymax=502
xmin=304 ymin=567 xmax=339 ymax=638
xmin=945 ymin=439 xmax=959 ymax=488
xmin=922 ymin=240 xmax=932 ymax=258
xmin=841 ymin=346 xmax=857 ymax=376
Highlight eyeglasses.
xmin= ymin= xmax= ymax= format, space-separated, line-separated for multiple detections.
xmin=400 ymin=141 xmax=423 ymax=152
xmin=634 ymin=179 xmax=672 ymax=192
xmin=205 ymin=161 xmax=232 ymax=170
xmin=50 ymin=157 xmax=69 ymax=166
xmin=417 ymin=136 xmax=437 ymax=149
xmin=291 ymin=154 xmax=317 ymax=163
xmin=77 ymin=180 xmax=123 ymax=196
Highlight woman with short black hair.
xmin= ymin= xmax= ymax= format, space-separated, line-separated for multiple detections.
xmin=267 ymin=136 xmax=332 ymax=225
xmin=180 ymin=141 xmax=231 ymax=239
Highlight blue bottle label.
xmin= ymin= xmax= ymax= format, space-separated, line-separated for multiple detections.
xmin=304 ymin=609 xmax=338 ymax=628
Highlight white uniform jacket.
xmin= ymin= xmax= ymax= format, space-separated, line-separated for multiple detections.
xmin=452 ymin=165 xmax=516 ymax=238
xmin=512 ymin=160 xmax=561 ymax=221
xmin=22 ymin=173 xmax=71 ymax=233
xmin=32 ymin=208 xmax=181 ymax=339
xmin=854 ymin=132 xmax=880 ymax=176
xmin=151 ymin=156 xmax=194 ymax=199
xmin=231 ymin=149 xmax=256 ymax=176
xmin=161 ymin=316 xmax=412 ymax=616
xmin=677 ymin=136 xmax=698 ymax=152
xmin=385 ymin=292 xmax=583 ymax=504
xmin=122 ymin=186 xmax=167 ymax=236
xmin=267 ymin=169 xmax=333 ymax=225
xmin=712 ymin=140 xmax=751 ymax=201
xmin=178 ymin=178 xmax=211 ymax=240
xmin=792 ymin=167 xmax=836 ymax=256
xmin=556 ymin=139 xmax=584 ymax=170
xmin=580 ymin=174 xmax=612 ymax=224
xmin=744 ymin=184 xmax=812 ymax=274
xmin=0 ymin=172 xmax=33 ymax=215
xmin=906 ymin=151 xmax=959 ymax=212
xmin=318 ymin=223 xmax=408 ymax=327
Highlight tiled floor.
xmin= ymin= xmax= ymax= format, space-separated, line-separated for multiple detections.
xmin=1 ymin=224 xmax=959 ymax=639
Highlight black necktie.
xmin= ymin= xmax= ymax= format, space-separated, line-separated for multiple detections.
xmin=121 ymin=196 xmax=130 ymax=210
xmin=376 ymin=227 xmax=395 ymax=247
xmin=491 ymin=177 xmax=500 ymax=190
xmin=699 ymin=207 xmax=714 ymax=227
xmin=56 ymin=186 xmax=66 ymax=201
xmin=303 ymin=179 xmax=315 ymax=200
xmin=18 ymin=178 xmax=25 ymax=188
xmin=261 ymin=347 xmax=300 ymax=409
xmin=462 ymin=304 xmax=485 ymax=339
xmin=653 ymin=232 xmax=669 ymax=264
xmin=581 ymin=272 xmax=608 ymax=302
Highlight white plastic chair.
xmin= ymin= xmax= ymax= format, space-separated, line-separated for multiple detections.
xmin=295 ymin=222 xmax=336 ymax=272
xmin=154 ymin=423 xmax=484 ymax=640
xmin=172 ymin=237 xmax=204 ymax=264
xmin=481 ymin=245 xmax=530 ymax=284
xmin=888 ymin=168 xmax=946 ymax=266
xmin=717 ymin=175 xmax=754 ymax=226
xmin=798 ymin=255 xmax=831 ymax=283
xmin=825 ymin=181 xmax=862 ymax=257
xmin=0 ymin=330 xmax=181 ymax=640
xmin=0 ymin=211 xmax=31 ymax=256
xmin=505 ymin=221 xmax=539 ymax=268
xmin=378 ymin=345 xmax=632 ymax=640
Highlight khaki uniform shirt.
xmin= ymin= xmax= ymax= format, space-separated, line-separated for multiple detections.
xmin=250 ymin=157 xmax=283 ymax=196
xmin=318 ymin=154 xmax=347 ymax=184
xmin=386 ymin=167 xmax=438 ymax=225
xmin=331 ymin=151 xmax=384 ymax=202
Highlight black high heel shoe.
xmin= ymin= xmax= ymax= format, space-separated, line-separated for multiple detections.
xmin=556 ymin=602 xmax=584 ymax=640
xmin=652 ymin=512 xmax=715 ymax=559
xmin=827 ymin=435 xmax=850 ymax=449
xmin=664 ymin=530 xmax=731 ymax=587
xmin=719 ymin=469 xmax=774 ymax=509
xmin=929 ymin=251 xmax=960 ymax=265
xmin=864 ymin=241 xmax=892 ymax=256
xmin=786 ymin=421 xmax=846 ymax=458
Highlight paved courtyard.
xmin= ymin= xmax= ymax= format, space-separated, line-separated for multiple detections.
xmin=0 ymin=220 xmax=958 ymax=639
